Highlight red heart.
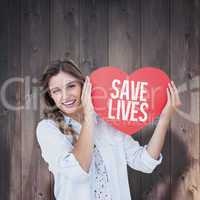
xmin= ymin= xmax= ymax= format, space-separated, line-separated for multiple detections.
xmin=90 ymin=66 xmax=170 ymax=135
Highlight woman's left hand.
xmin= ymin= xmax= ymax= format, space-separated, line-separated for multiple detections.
xmin=160 ymin=81 xmax=182 ymax=120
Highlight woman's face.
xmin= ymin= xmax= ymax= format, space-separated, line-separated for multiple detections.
xmin=48 ymin=71 xmax=83 ymax=115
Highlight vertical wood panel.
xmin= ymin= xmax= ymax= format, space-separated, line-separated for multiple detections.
xmin=0 ymin=0 xmax=22 ymax=200
xmin=109 ymin=0 xmax=141 ymax=73
xmin=80 ymin=0 xmax=108 ymax=75
xmin=8 ymin=1 xmax=22 ymax=199
xmin=0 ymin=1 xmax=199 ymax=199
xmin=0 ymin=1 xmax=10 ymax=199
xmin=21 ymin=0 xmax=50 ymax=199
xmin=140 ymin=1 xmax=171 ymax=199
xmin=108 ymin=0 xmax=142 ymax=199
xmin=50 ymin=0 xmax=80 ymax=63
xmin=170 ymin=0 xmax=200 ymax=199
xmin=50 ymin=1 xmax=80 ymax=198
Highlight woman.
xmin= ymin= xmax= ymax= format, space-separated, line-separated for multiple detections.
xmin=36 ymin=60 xmax=182 ymax=200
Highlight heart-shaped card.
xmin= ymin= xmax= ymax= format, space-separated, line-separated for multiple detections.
xmin=90 ymin=66 xmax=170 ymax=135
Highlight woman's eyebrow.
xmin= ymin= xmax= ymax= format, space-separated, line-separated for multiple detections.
xmin=49 ymin=80 xmax=80 ymax=90
xmin=66 ymin=80 xmax=77 ymax=84
xmin=49 ymin=86 xmax=60 ymax=91
xmin=66 ymin=79 xmax=84 ymax=84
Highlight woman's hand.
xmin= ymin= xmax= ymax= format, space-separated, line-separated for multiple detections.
xmin=146 ymin=81 xmax=182 ymax=160
xmin=81 ymin=76 xmax=94 ymax=119
xmin=72 ymin=76 xmax=95 ymax=172
xmin=160 ymin=81 xmax=182 ymax=120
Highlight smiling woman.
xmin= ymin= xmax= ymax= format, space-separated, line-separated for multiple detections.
xmin=38 ymin=60 xmax=86 ymax=142
xmin=36 ymin=59 xmax=181 ymax=200
xmin=48 ymin=74 xmax=84 ymax=115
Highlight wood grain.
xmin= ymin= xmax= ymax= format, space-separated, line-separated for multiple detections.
xmin=21 ymin=0 xmax=50 ymax=199
xmin=0 ymin=0 xmax=199 ymax=199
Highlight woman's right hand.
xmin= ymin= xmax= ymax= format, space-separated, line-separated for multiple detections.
xmin=72 ymin=76 xmax=95 ymax=172
xmin=81 ymin=76 xmax=94 ymax=119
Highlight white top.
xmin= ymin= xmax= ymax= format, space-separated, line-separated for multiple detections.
xmin=36 ymin=111 xmax=162 ymax=200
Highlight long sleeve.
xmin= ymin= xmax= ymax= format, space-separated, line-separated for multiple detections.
xmin=122 ymin=134 xmax=163 ymax=173
xmin=36 ymin=119 xmax=91 ymax=183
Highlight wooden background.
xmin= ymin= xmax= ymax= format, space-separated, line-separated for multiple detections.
xmin=0 ymin=0 xmax=199 ymax=199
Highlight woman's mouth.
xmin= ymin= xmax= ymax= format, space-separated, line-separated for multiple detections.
xmin=62 ymin=99 xmax=77 ymax=108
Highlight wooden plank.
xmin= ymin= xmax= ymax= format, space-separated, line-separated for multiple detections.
xmin=20 ymin=0 xmax=51 ymax=199
xmin=0 ymin=1 xmax=199 ymax=200
xmin=170 ymin=0 xmax=200 ymax=199
xmin=50 ymin=1 xmax=80 ymax=199
xmin=108 ymin=0 xmax=141 ymax=199
xmin=0 ymin=0 xmax=10 ymax=198
xmin=109 ymin=0 xmax=141 ymax=73
xmin=140 ymin=0 xmax=171 ymax=199
xmin=0 ymin=0 xmax=22 ymax=199
xmin=50 ymin=0 xmax=80 ymax=63
xmin=80 ymin=0 xmax=108 ymax=74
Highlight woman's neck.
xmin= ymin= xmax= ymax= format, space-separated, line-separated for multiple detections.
xmin=65 ymin=108 xmax=84 ymax=124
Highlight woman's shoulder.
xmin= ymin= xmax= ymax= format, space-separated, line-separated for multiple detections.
xmin=36 ymin=118 xmax=58 ymax=130
xmin=36 ymin=118 xmax=61 ymax=139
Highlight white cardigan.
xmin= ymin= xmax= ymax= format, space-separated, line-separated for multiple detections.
xmin=36 ymin=112 xmax=162 ymax=200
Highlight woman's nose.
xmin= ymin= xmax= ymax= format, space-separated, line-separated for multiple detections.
xmin=61 ymin=88 xmax=68 ymax=98
xmin=61 ymin=87 xmax=73 ymax=100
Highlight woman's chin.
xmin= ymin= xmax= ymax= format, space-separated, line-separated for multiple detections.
xmin=61 ymin=103 xmax=82 ymax=115
xmin=62 ymin=107 xmax=78 ymax=114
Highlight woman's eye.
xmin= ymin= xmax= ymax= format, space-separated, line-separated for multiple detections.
xmin=68 ymin=84 xmax=75 ymax=88
xmin=52 ymin=90 xmax=60 ymax=94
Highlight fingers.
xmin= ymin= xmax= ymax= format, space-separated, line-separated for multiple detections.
xmin=167 ymin=80 xmax=182 ymax=108
xmin=86 ymin=76 xmax=92 ymax=99
xmin=81 ymin=76 xmax=90 ymax=99
xmin=88 ymin=81 xmax=94 ymax=110
xmin=81 ymin=76 xmax=93 ymax=106
xmin=166 ymin=87 xmax=171 ymax=105
xmin=168 ymin=82 xmax=176 ymax=107
xmin=171 ymin=81 xmax=182 ymax=106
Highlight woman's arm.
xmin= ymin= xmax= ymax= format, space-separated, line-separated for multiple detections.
xmin=146 ymin=81 xmax=182 ymax=160
xmin=72 ymin=115 xmax=95 ymax=173
xmin=71 ymin=76 xmax=95 ymax=173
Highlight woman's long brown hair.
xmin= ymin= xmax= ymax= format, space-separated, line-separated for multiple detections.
xmin=39 ymin=59 xmax=85 ymax=145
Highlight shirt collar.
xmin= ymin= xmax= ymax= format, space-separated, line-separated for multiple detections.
xmin=63 ymin=114 xmax=82 ymax=134
xmin=62 ymin=111 xmax=100 ymax=135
